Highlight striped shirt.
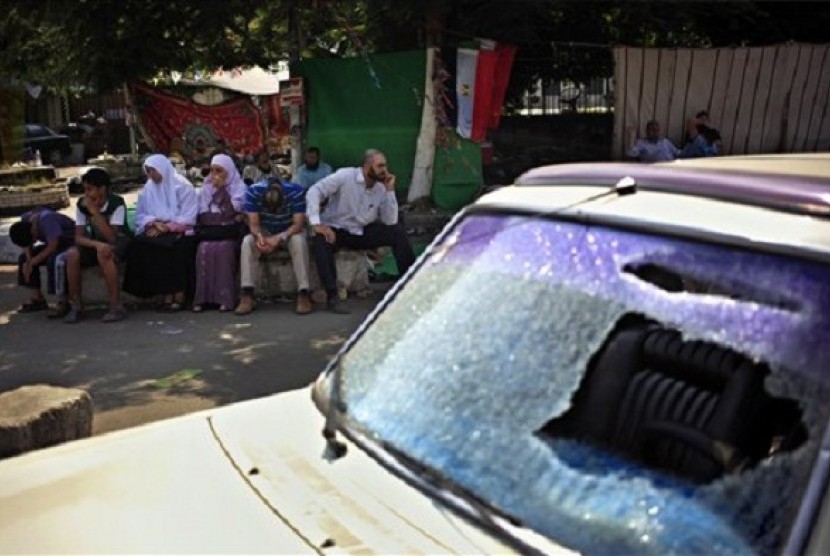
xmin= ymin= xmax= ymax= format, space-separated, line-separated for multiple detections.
xmin=243 ymin=179 xmax=306 ymax=234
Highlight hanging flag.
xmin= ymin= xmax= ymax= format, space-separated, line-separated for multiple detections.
xmin=489 ymin=44 xmax=517 ymax=129
xmin=438 ymin=47 xmax=457 ymax=130
xmin=455 ymin=48 xmax=478 ymax=139
xmin=471 ymin=40 xmax=497 ymax=142
xmin=438 ymin=42 xmax=516 ymax=142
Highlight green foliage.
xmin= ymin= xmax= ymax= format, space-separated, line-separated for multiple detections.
xmin=0 ymin=0 xmax=827 ymax=95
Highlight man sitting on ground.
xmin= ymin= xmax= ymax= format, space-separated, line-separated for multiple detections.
xmin=626 ymin=120 xmax=679 ymax=162
xmin=235 ymin=176 xmax=313 ymax=315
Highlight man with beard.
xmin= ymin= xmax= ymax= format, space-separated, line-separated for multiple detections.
xmin=242 ymin=149 xmax=280 ymax=185
xmin=296 ymin=146 xmax=333 ymax=191
xmin=306 ymin=148 xmax=415 ymax=313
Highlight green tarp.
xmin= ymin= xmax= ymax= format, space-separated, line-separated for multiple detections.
xmin=294 ymin=50 xmax=482 ymax=211
xmin=294 ymin=51 xmax=425 ymax=196
xmin=432 ymin=137 xmax=482 ymax=211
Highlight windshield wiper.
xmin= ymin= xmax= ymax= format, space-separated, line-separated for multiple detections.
xmin=321 ymin=360 xmax=348 ymax=460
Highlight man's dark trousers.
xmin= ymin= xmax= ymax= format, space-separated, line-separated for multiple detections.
xmin=313 ymin=220 xmax=416 ymax=297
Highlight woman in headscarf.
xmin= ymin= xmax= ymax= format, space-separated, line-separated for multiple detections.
xmin=192 ymin=154 xmax=246 ymax=312
xmin=123 ymin=154 xmax=198 ymax=310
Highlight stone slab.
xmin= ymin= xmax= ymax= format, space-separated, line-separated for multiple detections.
xmin=259 ymin=249 xmax=370 ymax=298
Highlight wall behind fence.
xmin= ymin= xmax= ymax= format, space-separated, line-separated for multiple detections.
xmin=613 ymin=43 xmax=830 ymax=159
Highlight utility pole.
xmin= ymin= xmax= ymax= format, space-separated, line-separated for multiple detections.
xmin=288 ymin=0 xmax=302 ymax=178
xmin=408 ymin=0 xmax=446 ymax=202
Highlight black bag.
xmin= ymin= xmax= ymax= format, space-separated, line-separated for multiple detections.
xmin=195 ymin=223 xmax=245 ymax=242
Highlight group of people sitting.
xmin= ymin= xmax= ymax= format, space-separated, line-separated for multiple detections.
xmin=11 ymin=146 xmax=415 ymax=323
xmin=627 ymin=110 xmax=722 ymax=163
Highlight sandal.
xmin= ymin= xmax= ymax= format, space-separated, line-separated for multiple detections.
xmin=48 ymin=300 xmax=71 ymax=319
xmin=17 ymin=299 xmax=48 ymax=313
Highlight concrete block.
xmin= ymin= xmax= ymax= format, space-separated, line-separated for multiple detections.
xmin=259 ymin=249 xmax=370 ymax=298
xmin=0 ymin=385 xmax=93 ymax=459
xmin=77 ymin=265 xmax=142 ymax=308
xmin=0 ymin=221 xmax=21 ymax=264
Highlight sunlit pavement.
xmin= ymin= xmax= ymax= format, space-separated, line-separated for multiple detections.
xmin=0 ymin=263 xmax=392 ymax=436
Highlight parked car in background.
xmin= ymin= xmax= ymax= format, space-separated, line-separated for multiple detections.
xmin=24 ymin=123 xmax=72 ymax=165
xmin=1 ymin=154 xmax=829 ymax=554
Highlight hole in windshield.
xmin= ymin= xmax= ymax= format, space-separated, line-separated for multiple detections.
xmin=623 ymin=262 xmax=802 ymax=311
xmin=540 ymin=313 xmax=807 ymax=485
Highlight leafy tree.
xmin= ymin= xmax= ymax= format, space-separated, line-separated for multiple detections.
xmin=1 ymin=0 xmax=828 ymax=95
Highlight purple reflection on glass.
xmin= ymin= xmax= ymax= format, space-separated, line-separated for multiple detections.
xmin=438 ymin=214 xmax=830 ymax=383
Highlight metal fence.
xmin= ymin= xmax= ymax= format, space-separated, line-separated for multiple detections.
xmin=517 ymin=75 xmax=615 ymax=115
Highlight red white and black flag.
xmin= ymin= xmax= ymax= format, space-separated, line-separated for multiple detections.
xmin=442 ymin=40 xmax=517 ymax=142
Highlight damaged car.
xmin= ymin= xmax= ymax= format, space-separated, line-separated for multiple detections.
xmin=0 ymin=153 xmax=829 ymax=555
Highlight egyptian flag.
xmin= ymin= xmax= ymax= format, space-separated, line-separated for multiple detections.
xmin=455 ymin=47 xmax=479 ymax=139
xmin=452 ymin=42 xmax=517 ymax=141
xmin=470 ymin=40 xmax=497 ymax=142
xmin=488 ymin=44 xmax=517 ymax=130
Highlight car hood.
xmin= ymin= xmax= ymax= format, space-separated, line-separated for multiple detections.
xmin=0 ymin=387 xmax=557 ymax=554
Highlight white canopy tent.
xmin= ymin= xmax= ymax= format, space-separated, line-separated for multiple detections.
xmin=178 ymin=65 xmax=289 ymax=96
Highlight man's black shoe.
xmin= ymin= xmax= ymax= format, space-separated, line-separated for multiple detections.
xmin=327 ymin=299 xmax=350 ymax=314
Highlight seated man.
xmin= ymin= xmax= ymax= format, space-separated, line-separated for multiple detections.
xmin=680 ymin=125 xmax=722 ymax=158
xmin=626 ymin=120 xmax=679 ymax=162
xmin=9 ymin=207 xmax=75 ymax=315
xmin=235 ymin=176 xmax=313 ymax=315
xmin=307 ymin=148 xmax=415 ymax=313
xmin=296 ymin=146 xmax=333 ymax=191
xmin=242 ymin=149 xmax=280 ymax=186
xmin=60 ymin=168 xmax=131 ymax=323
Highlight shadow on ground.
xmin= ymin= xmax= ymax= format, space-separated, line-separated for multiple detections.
xmin=0 ymin=264 xmax=393 ymax=435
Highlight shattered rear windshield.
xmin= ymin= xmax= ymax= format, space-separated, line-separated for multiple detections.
xmin=338 ymin=213 xmax=830 ymax=555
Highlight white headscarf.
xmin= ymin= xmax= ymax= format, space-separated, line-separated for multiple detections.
xmin=136 ymin=154 xmax=198 ymax=233
xmin=199 ymin=154 xmax=246 ymax=214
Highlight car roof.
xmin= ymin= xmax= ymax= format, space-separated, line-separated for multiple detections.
xmin=475 ymin=154 xmax=830 ymax=262
xmin=514 ymin=155 xmax=830 ymax=218
xmin=661 ymin=152 xmax=830 ymax=179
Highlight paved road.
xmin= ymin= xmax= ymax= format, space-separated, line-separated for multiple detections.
xmin=0 ymin=262 xmax=392 ymax=436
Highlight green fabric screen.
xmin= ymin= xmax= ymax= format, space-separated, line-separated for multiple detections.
xmin=295 ymin=50 xmax=484 ymax=211
xmin=294 ymin=51 xmax=426 ymax=197
xmin=432 ymin=137 xmax=483 ymax=211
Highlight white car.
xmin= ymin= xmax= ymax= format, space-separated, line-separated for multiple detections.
xmin=1 ymin=153 xmax=830 ymax=555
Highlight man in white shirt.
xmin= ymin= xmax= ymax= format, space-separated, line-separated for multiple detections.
xmin=306 ymin=148 xmax=415 ymax=313
xmin=627 ymin=120 xmax=679 ymax=163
